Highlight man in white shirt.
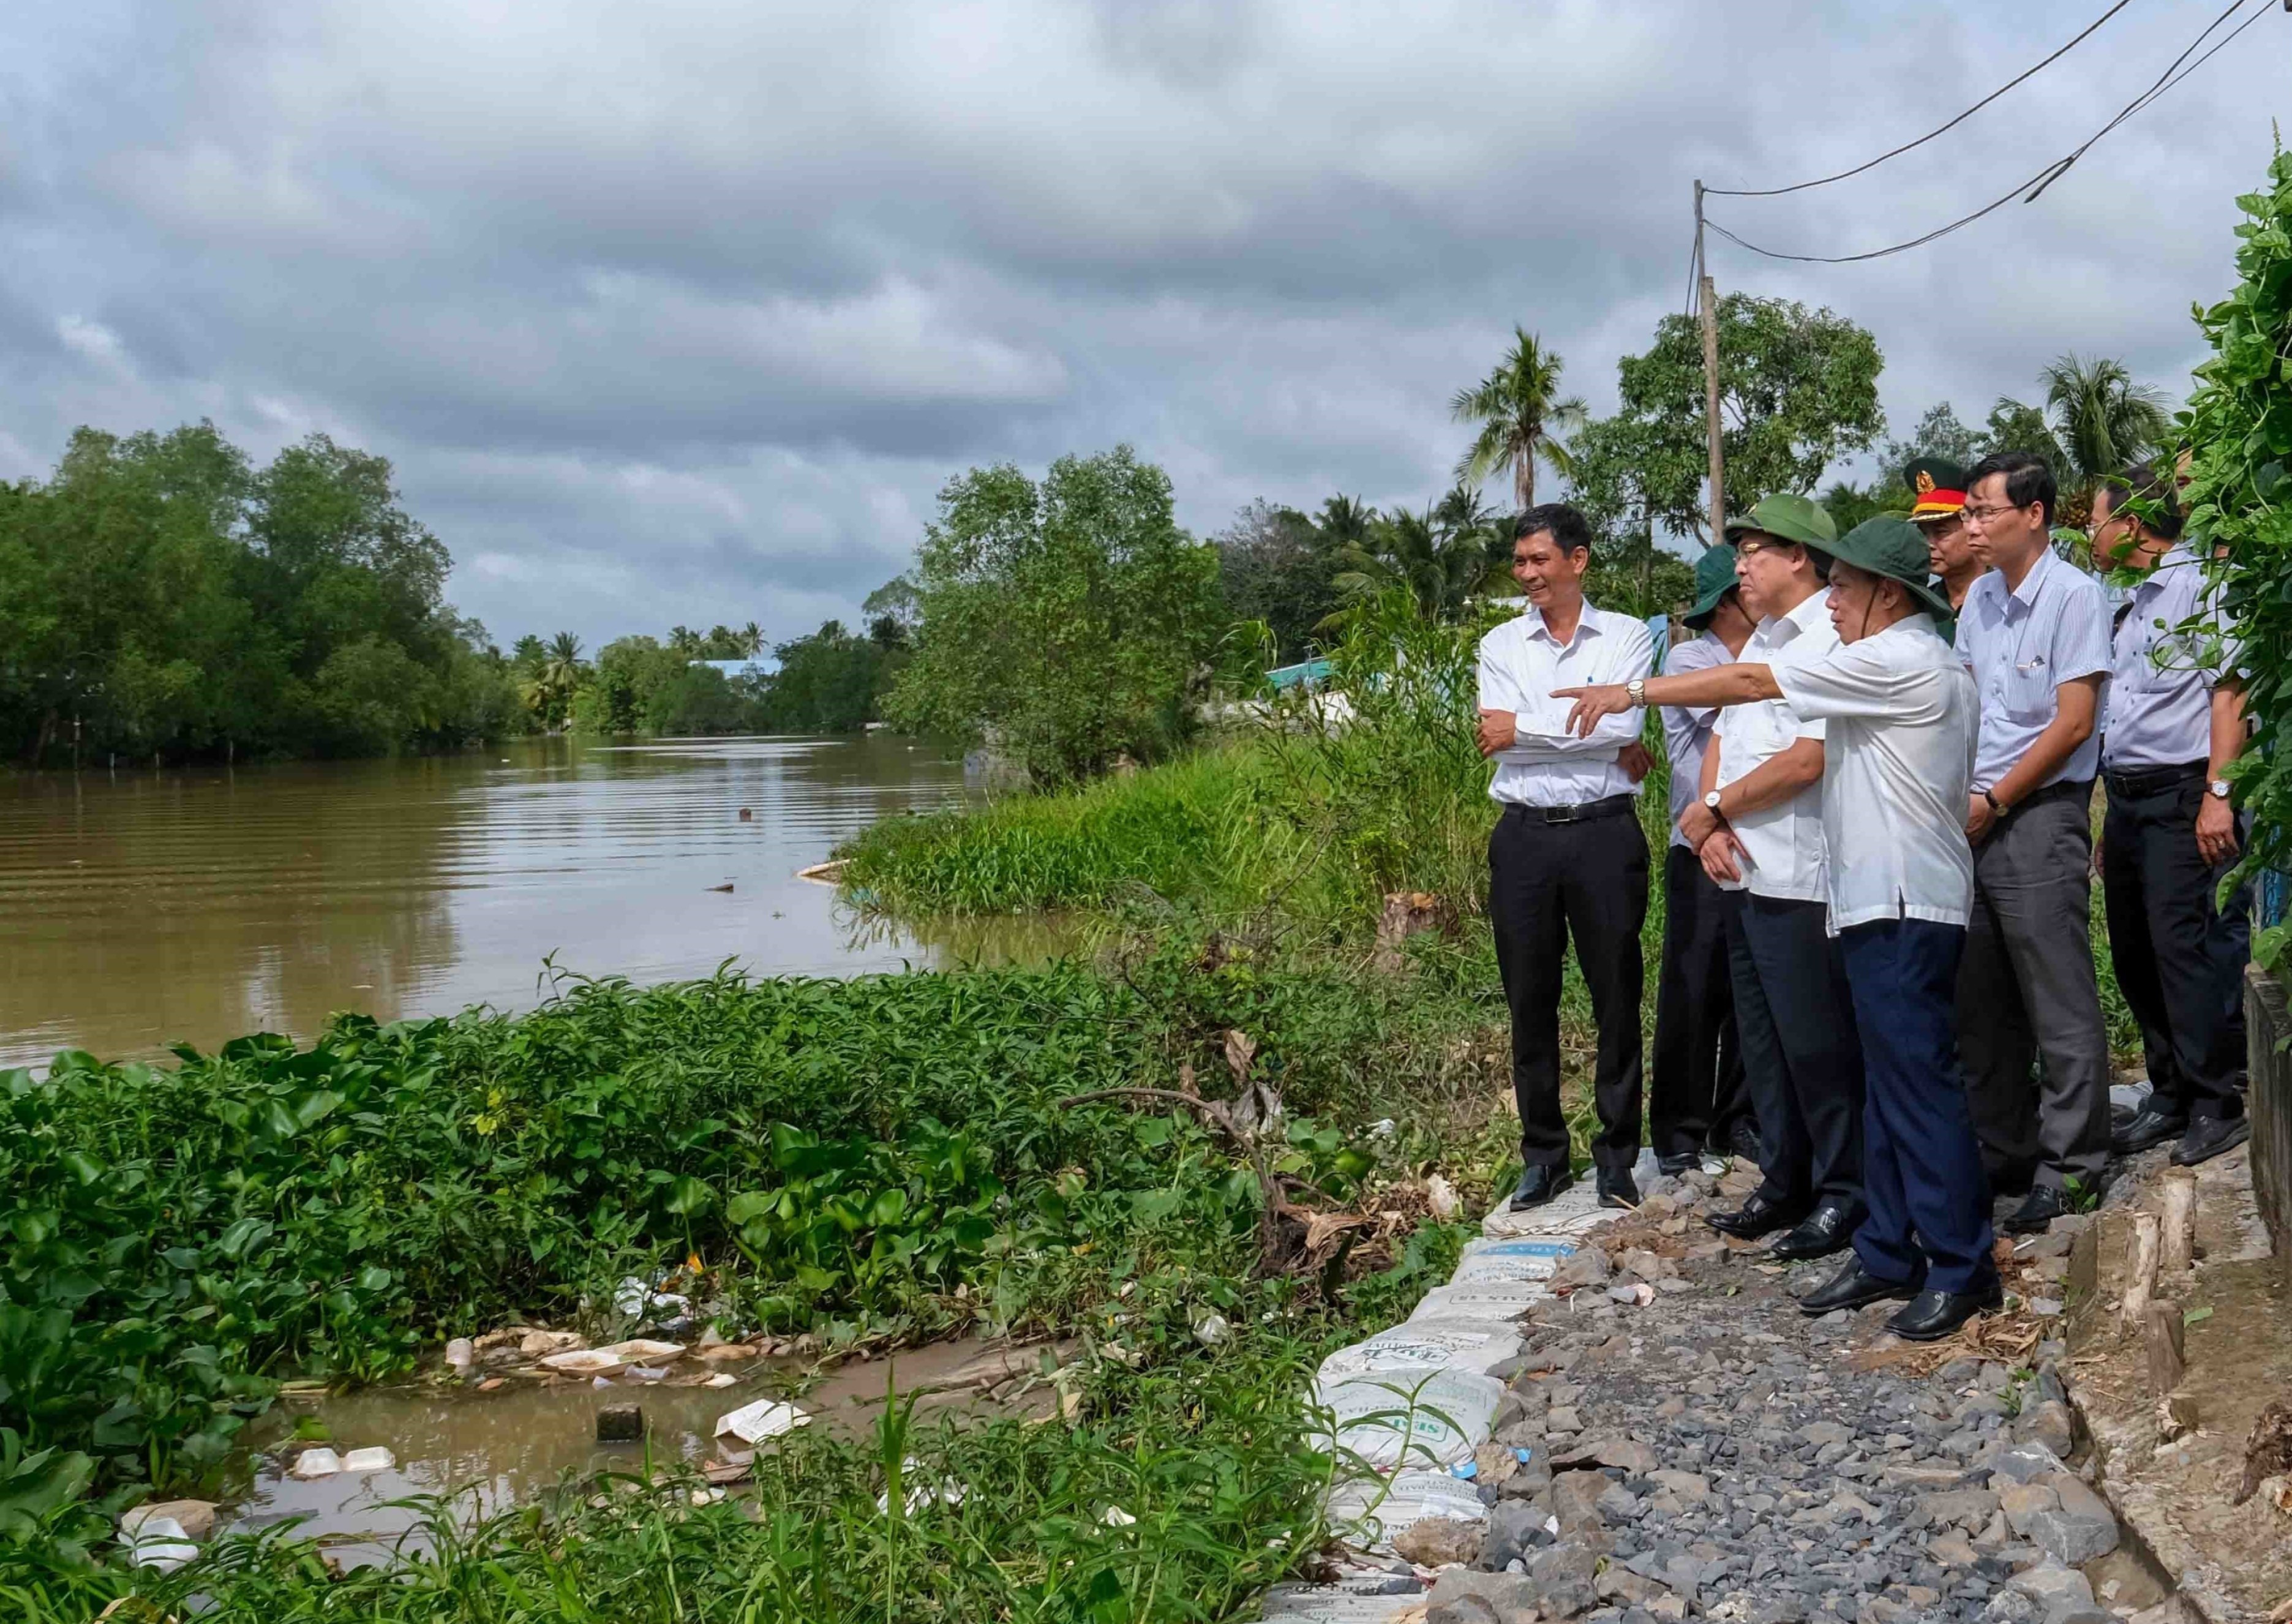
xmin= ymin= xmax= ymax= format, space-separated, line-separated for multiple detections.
xmin=2093 ymin=467 xmax=2251 ymax=1168
xmin=1678 ymin=496 xmax=1865 ymax=1265
xmin=1954 ymin=451 xmax=2114 ymax=1233
xmin=1477 ymin=503 xmax=1657 ymax=1211
xmin=1557 ymin=517 xmax=2002 ymax=1343
xmin=1650 ymin=545 xmax=1759 ymax=1175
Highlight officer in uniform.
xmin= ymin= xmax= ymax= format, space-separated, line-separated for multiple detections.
xmin=1904 ymin=457 xmax=1980 ymax=640
xmin=2095 ymin=466 xmax=2251 ymax=1167
xmin=1650 ymin=546 xmax=1760 ymax=1174
xmin=1556 ymin=517 xmax=2001 ymax=1342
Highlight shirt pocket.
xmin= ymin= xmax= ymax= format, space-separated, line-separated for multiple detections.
xmin=2003 ymin=658 xmax=2056 ymax=721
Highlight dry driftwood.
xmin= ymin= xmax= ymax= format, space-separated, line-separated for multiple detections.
xmin=2143 ymin=1299 xmax=2186 ymax=1397
xmin=2160 ymin=1168 xmax=2198 ymax=1277
xmin=2122 ymin=1212 xmax=2162 ymax=1330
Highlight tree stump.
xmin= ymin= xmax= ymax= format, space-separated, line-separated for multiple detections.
xmin=2143 ymin=1299 xmax=2186 ymax=1397
xmin=2160 ymin=1168 xmax=2198 ymax=1277
xmin=2122 ymin=1212 xmax=2162 ymax=1330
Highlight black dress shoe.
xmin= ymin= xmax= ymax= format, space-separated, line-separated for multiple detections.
xmin=1886 ymin=1279 xmax=2005 ymax=1342
xmin=1509 ymin=1163 xmax=1575 ymax=1211
xmin=2002 ymin=1184 xmax=2067 ymax=1235
xmin=2112 ymin=1103 xmax=2189 ymax=1157
xmin=1656 ymin=1152 xmax=1699 ymax=1178
xmin=1596 ymin=1166 xmax=1640 ymax=1210
xmin=1768 ymin=1199 xmax=1861 ymax=1261
xmin=1705 ymin=1190 xmax=1809 ymax=1241
xmin=2173 ymin=1114 xmax=2250 ymax=1167
xmin=1986 ymin=1162 xmax=2036 ymax=1200
xmin=1798 ymin=1256 xmax=1922 ymax=1317
xmin=1719 ymin=1119 xmax=1765 ymax=1163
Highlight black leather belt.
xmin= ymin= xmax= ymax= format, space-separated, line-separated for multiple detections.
xmin=1501 ymin=794 xmax=1636 ymax=826
xmin=2006 ymin=777 xmax=2095 ymax=814
xmin=2103 ymin=760 xmax=2206 ymax=800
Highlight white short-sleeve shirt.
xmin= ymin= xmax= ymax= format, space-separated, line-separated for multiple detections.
xmin=1955 ymin=547 xmax=2111 ymax=792
xmin=1713 ymin=589 xmax=1838 ymax=903
xmin=1773 ymin=614 xmax=1980 ymax=931
xmin=1476 ymin=603 xmax=1656 ymax=808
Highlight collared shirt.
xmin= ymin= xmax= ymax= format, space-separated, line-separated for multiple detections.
xmin=1773 ymin=614 xmax=1979 ymax=931
xmin=1955 ymin=547 xmax=2111 ymax=792
xmin=2104 ymin=544 xmax=2231 ymax=772
xmin=1659 ymin=631 xmax=1731 ymax=849
xmin=1477 ymin=602 xmax=1656 ymax=807
xmin=1712 ymin=588 xmax=1838 ymax=902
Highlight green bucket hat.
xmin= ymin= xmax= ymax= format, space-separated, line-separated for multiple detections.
xmin=1723 ymin=493 xmax=1837 ymax=551
xmin=1681 ymin=544 xmax=1739 ymax=628
xmin=1808 ymin=516 xmax=1954 ymax=618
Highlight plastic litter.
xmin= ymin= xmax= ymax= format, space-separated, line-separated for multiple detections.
xmin=713 ymin=1398 xmax=811 ymax=1446
xmin=598 ymin=1339 xmax=686 ymax=1364
xmin=124 ymin=1514 xmax=200 ymax=1572
xmin=340 ymin=1446 xmax=394 ymax=1473
xmin=287 ymin=1448 xmax=342 ymax=1479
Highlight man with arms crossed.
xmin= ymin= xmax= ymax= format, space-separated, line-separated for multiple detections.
xmin=1477 ymin=505 xmax=1656 ymax=1211
xmin=1650 ymin=546 xmax=1759 ymax=1175
xmin=1955 ymin=451 xmax=2113 ymax=1233
xmin=1681 ymin=497 xmax=1864 ymax=1263
xmin=2094 ymin=466 xmax=2250 ymax=1167
xmin=1558 ymin=517 xmax=2001 ymax=1342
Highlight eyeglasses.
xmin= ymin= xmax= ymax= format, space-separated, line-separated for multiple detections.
xmin=1961 ymin=501 xmax=2029 ymax=524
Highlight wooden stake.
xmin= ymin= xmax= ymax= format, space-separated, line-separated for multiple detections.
xmin=2144 ymin=1299 xmax=2187 ymax=1396
xmin=1696 ymin=181 xmax=1724 ymax=547
xmin=2123 ymin=1212 xmax=2161 ymax=1329
xmin=2160 ymin=1169 xmax=2198 ymax=1277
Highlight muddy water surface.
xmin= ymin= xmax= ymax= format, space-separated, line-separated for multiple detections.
xmin=0 ymin=734 xmax=1065 ymax=1069
xmin=236 ymin=1339 xmax=1061 ymax=1564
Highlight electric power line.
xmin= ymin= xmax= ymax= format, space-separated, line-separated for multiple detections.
xmin=1704 ymin=0 xmax=2275 ymax=265
xmin=1705 ymin=0 xmax=2135 ymax=199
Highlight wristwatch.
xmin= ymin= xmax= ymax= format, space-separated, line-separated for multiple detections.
xmin=2208 ymin=779 xmax=2232 ymax=800
xmin=1626 ymin=677 xmax=1647 ymax=705
xmin=1703 ymin=789 xmax=1725 ymax=819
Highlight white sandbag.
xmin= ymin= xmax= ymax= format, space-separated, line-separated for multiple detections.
xmin=1316 ymin=1318 xmax=1524 ymax=1385
xmin=1324 ymin=1467 xmax=1487 ymax=1547
xmin=1479 ymin=1197 xmax=1607 ymax=1241
xmin=1312 ymin=1367 xmax=1501 ymax=1470
xmin=1405 ymin=1282 xmax=1545 ymax=1324
xmin=1449 ymin=1240 xmax=1576 ymax=1286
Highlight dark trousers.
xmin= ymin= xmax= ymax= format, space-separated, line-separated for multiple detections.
xmin=1958 ymin=780 xmax=2113 ymax=1190
xmin=1725 ymin=891 xmax=1863 ymax=1211
xmin=1650 ymin=844 xmax=1749 ymax=1158
xmin=1841 ymin=918 xmax=1997 ymax=1295
xmin=1489 ymin=803 xmax=1648 ymax=1175
xmin=2102 ymin=770 xmax=2245 ymax=1124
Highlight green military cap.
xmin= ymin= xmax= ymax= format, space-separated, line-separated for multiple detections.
xmin=1808 ymin=516 xmax=1955 ymax=617
xmin=1902 ymin=457 xmax=1969 ymax=525
xmin=1723 ymin=493 xmax=1837 ymax=551
xmin=1681 ymin=544 xmax=1739 ymax=628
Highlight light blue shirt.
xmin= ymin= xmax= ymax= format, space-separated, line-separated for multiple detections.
xmin=1659 ymin=631 xmax=1730 ymax=848
xmin=1954 ymin=547 xmax=2111 ymax=794
xmin=2104 ymin=544 xmax=2230 ymax=772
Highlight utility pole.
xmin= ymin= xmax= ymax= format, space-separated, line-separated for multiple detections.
xmin=1694 ymin=181 xmax=1724 ymax=547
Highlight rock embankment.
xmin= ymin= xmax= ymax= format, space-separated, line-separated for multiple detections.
xmin=1268 ymin=1163 xmax=2171 ymax=1624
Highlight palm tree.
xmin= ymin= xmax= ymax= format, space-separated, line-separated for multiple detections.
xmin=1326 ymin=507 xmax=1510 ymax=626
xmin=735 ymin=621 xmax=765 ymax=658
xmin=2041 ymin=353 xmax=2170 ymax=495
xmin=1451 ymin=328 xmax=1587 ymax=511
xmin=1315 ymin=494 xmax=1376 ymax=551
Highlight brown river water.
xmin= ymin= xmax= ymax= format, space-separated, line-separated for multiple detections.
xmin=0 ymin=732 xmax=1064 ymax=1070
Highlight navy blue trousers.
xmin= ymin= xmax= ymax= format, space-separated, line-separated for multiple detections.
xmin=1839 ymin=917 xmax=1997 ymax=1295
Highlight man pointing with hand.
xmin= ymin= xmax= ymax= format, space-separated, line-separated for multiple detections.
xmin=1555 ymin=517 xmax=2001 ymax=1344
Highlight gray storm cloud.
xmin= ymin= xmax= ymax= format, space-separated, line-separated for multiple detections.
xmin=0 ymin=0 xmax=2283 ymax=645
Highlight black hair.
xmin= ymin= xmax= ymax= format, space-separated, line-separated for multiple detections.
xmin=1514 ymin=503 xmax=1593 ymax=558
xmin=2103 ymin=462 xmax=2184 ymax=540
xmin=1964 ymin=450 xmax=2057 ymax=527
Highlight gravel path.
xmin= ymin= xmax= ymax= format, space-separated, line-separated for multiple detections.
xmin=1265 ymin=1161 xmax=2174 ymax=1624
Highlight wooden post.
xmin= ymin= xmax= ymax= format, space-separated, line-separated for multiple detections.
xmin=2160 ymin=1169 xmax=2198 ymax=1277
xmin=2123 ymin=1212 xmax=2161 ymax=1329
xmin=1696 ymin=182 xmax=1724 ymax=547
xmin=2144 ymin=1299 xmax=2187 ymax=1396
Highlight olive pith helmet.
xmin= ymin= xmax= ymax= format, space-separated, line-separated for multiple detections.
xmin=1903 ymin=457 xmax=1969 ymax=525
xmin=1723 ymin=493 xmax=1836 ymax=551
xmin=1681 ymin=544 xmax=1740 ymax=629
xmin=1808 ymin=516 xmax=1954 ymax=618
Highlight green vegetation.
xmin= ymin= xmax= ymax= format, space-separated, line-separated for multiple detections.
xmin=0 ymin=424 xmax=522 ymax=765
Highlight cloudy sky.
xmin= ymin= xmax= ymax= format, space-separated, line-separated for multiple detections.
xmin=1 ymin=1 xmax=2284 ymax=647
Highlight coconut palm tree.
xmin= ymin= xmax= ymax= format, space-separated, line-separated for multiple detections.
xmin=1326 ymin=507 xmax=1510 ymax=626
xmin=2041 ymin=353 xmax=2171 ymax=496
xmin=735 ymin=621 xmax=765 ymax=658
xmin=1451 ymin=328 xmax=1587 ymax=511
